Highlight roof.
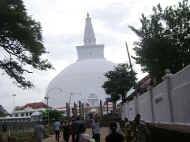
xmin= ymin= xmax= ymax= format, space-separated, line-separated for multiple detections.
xmin=134 ymin=75 xmax=152 ymax=95
xmin=138 ymin=75 xmax=152 ymax=89
xmin=125 ymin=75 xmax=152 ymax=101
xmin=15 ymin=102 xmax=48 ymax=110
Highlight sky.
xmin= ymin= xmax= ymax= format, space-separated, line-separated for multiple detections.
xmin=0 ymin=0 xmax=181 ymax=112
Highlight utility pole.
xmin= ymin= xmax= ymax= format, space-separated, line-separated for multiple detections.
xmin=44 ymin=96 xmax=50 ymax=127
xmin=12 ymin=94 xmax=16 ymax=109
xmin=125 ymin=41 xmax=136 ymax=88
xmin=125 ymin=42 xmax=133 ymax=72
xmin=100 ymin=100 xmax=103 ymax=119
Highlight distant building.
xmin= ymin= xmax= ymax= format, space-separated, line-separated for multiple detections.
xmin=12 ymin=102 xmax=49 ymax=118
xmin=103 ymin=99 xmax=113 ymax=114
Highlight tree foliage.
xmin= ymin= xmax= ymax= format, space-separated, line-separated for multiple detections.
xmin=130 ymin=0 xmax=190 ymax=83
xmin=0 ymin=105 xmax=8 ymax=117
xmin=102 ymin=64 xmax=136 ymax=103
xmin=42 ymin=109 xmax=63 ymax=122
xmin=0 ymin=0 xmax=52 ymax=88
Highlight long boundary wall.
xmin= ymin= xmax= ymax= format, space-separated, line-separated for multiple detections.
xmin=121 ymin=65 xmax=190 ymax=124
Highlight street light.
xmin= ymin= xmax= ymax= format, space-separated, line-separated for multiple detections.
xmin=44 ymin=96 xmax=49 ymax=125
xmin=45 ymin=88 xmax=63 ymax=126
xmin=12 ymin=94 xmax=16 ymax=110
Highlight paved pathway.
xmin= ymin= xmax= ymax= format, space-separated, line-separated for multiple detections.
xmin=43 ymin=127 xmax=109 ymax=142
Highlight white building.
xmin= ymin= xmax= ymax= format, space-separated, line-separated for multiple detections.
xmin=12 ymin=102 xmax=48 ymax=118
xmin=46 ymin=13 xmax=116 ymax=108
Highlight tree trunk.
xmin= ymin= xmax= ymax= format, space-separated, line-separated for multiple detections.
xmin=112 ymin=101 xmax=116 ymax=114
xmin=100 ymin=100 xmax=103 ymax=119
xmin=121 ymin=94 xmax=126 ymax=102
xmin=106 ymin=101 xmax=109 ymax=114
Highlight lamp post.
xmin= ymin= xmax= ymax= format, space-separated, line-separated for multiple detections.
xmin=45 ymin=88 xmax=63 ymax=126
xmin=12 ymin=94 xmax=16 ymax=110
xmin=44 ymin=96 xmax=49 ymax=126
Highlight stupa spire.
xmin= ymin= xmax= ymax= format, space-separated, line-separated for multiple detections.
xmin=84 ymin=13 xmax=96 ymax=45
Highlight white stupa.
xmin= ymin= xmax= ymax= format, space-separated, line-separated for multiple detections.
xmin=46 ymin=13 xmax=115 ymax=108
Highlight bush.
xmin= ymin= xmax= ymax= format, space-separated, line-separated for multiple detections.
xmin=0 ymin=132 xmax=36 ymax=142
xmin=100 ymin=113 xmax=121 ymax=127
xmin=11 ymin=132 xmax=35 ymax=142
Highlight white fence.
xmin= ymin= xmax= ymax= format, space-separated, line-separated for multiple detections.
xmin=121 ymin=65 xmax=190 ymax=124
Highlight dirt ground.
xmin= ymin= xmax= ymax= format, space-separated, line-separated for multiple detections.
xmin=43 ymin=127 xmax=110 ymax=142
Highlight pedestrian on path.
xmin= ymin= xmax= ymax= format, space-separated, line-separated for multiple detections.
xmin=133 ymin=114 xmax=151 ymax=142
xmin=78 ymin=123 xmax=94 ymax=142
xmin=91 ymin=117 xmax=100 ymax=142
xmin=71 ymin=116 xmax=84 ymax=142
xmin=34 ymin=121 xmax=45 ymax=142
xmin=62 ymin=121 xmax=71 ymax=142
xmin=53 ymin=119 xmax=61 ymax=142
xmin=116 ymin=121 xmax=124 ymax=136
xmin=105 ymin=122 xmax=124 ymax=142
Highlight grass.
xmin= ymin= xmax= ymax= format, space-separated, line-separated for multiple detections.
xmin=0 ymin=127 xmax=50 ymax=142
xmin=0 ymin=132 xmax=35 ymax=142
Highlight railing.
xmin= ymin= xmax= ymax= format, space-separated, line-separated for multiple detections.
xmin=0 ymin=117 xmax=34 ymax=135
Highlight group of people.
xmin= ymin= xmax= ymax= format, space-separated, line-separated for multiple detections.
xmin=123 ymin=114 xmax=151 ymax=142
xmin=51 ymin=116 xmax=125 ymax=142
xmin=52 ymin=119 xmax=72 ymax=142
xmin=52 ymin=117 xmax=93 ymax=142
xmin=33 ymin=113 xmax=150 ymax=142
xmin=106 ymin=114 xmax=151 ymax=142
xmin=90 ymin=114 xmax=151 ymax=142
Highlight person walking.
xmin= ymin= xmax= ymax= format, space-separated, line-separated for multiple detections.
xmin=133 ymin=114 xmax=151 ymax=142
xmin=105 ymin=122 xmax=124 ymax=142
xmin=53 ymin=120 xmax=61 ymax=142
xmin=63 ymin=121 xmax=71 ymax=142
xmin=34 ymin=121 xmax=45 ymax=142
xmin=71 ymin=117 xmax=84 ymax=142
xmin=116 ymin=121 xmax=124 ymax=136
xmin=78 ymin=123 xmax=94 ymax=142
xmin=91 ymin=117 xmax=100 ymax=142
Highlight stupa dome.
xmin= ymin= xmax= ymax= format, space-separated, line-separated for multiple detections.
xmin=46 ymin=14 xmax=116 ymax=108
xmin=47 ymin=59 xmax=115 ymax=107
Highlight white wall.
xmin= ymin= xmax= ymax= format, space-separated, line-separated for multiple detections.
xmin=121 ymin=65 xmax=190 ymax=124
xmin=128 ymin=100 xmax=136 ymax=121
xmin=76 ymin=45 xmax=104 ymax=60
xmin=152 ymin=81 xmax=171 ymax=122
xmin=171 ymin=66 xmax=190 ymax=123
xmin=138 ymin=91 xmax=152 ymax=122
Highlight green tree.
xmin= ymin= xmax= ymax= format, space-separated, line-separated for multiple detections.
xmin=0 ymin=0 xmax=52 ymax=88
xmin=102 ymin=64 xmax=136 ymax=108
xmin=42 ymin=109 xmax=63 ymax=122
xmin=130 ymin=0 xmax=190 ymax=83
xmin=0 ymin=105 xmax=8 ymax=117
